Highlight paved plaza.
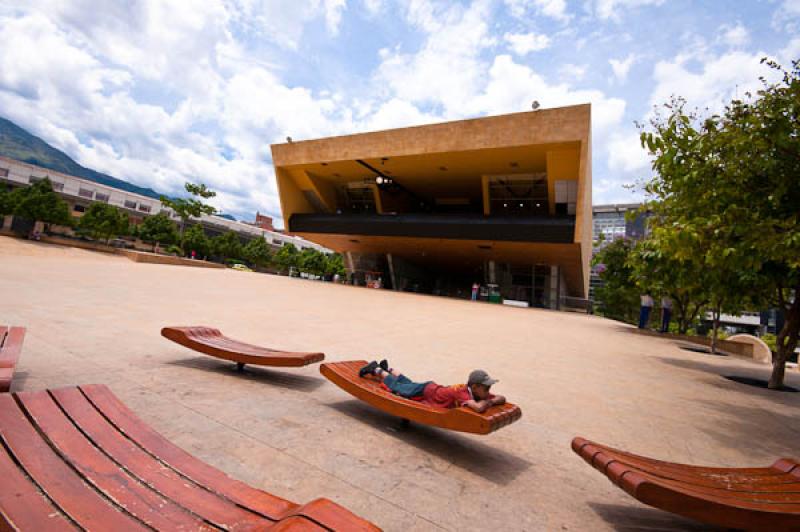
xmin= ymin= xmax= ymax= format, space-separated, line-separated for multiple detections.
xmin=2 ymin=236 xmax=799 ymax=531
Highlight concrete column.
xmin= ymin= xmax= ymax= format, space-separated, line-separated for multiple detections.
xmin=550 ymin=265 xmax=560 ymax=310
xmin=488 ymin=260 xmax=496 ymax=284
xmin=386 ymin=253 xmax=398 ymax=291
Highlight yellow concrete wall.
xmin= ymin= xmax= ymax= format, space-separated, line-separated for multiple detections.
xmin=545 ymin=149 xmax=580 ymax=216
xmin=271 ymin=105 xmax=591 ymax=166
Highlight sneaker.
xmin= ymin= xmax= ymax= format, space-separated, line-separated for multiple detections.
xmin=379 ymin=359 xmax=390 ymax=372
xmin=359 ymin=361 xmax=379 ymax=378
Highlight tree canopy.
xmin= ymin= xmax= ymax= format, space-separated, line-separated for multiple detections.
xmin=640 ymin=58 xmax=800 ymax=388
xmin=181 ymin=224 xmax=210 ymax=258
xmin=137 ymin=212 xmax=178 ymax=248
xmin=242 ymin=237 xmax=272 ymax=268
xmin=78 ymin=203 xmax=129 ymax=243
xmin=160 ymin=182 xmax=217 ymax=235
xmin=6 ymin=178 xmax=72 ymax=226
xmin=273 ymin=243 xmax=299 ymax=273
xmin=212 ymin=231 xmax=243 ymax=262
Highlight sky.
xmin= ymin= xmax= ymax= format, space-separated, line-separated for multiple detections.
xmin=0 ymin=0 xmax=798 ymax=225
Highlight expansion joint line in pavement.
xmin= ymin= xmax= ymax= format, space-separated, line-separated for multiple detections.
xmin=167 ymin=392 xmax=448 ymax=531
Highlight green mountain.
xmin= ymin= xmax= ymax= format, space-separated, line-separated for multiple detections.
xmin=0 ymin=116 xmax=163 ymax=199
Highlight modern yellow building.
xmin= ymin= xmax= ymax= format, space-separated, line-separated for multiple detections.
xmin=271 ymin=104 xmax=592 ymax=308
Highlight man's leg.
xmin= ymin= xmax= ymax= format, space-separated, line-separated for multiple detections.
xmin=382 ymin=371 xmax=429 ymax=398
xmin=638 ymin=306 xmax=646 ymax=328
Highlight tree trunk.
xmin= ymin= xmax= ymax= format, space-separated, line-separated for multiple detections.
xmin=769 ymin=294 xmax=800 ymax=390
xmin=711 ymin=303 xmax=721 ymax=355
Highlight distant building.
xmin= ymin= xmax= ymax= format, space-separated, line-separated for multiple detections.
xmin=250 ymin=212 xmax=275 ymax=231
xmin=592 ymin=203 xmax=648 ymax=242
xmin=589 ymin=203 xmax=648 ymax=302
xmin=0 ymin=156 xmax=328 ymax=253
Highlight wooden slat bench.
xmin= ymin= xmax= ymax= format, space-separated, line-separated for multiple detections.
xmin=572 ymin=436 xmax=800 ymax=530
xmin=161 ymin=326 xmax=325 ymax=369
xmin=0 ymin=384 xmax=380 ymax=531
xmin=0 ymin=326 xmax=25 ymax=392
xmin=320 ymin=360 xmax=521 ymax=435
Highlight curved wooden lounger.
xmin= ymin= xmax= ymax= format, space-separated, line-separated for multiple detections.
xmin=0 ymin=326 xmax=26 ymax=393
xmin=572 ymin=436 xmax=800 ymax=531
xmin=0 ymin=384 xmax=379 ymax=531
xmin=320 ymin=360 xmax=521 ymax=435
xmin=161 ymin=326 xmax=325 ymax=368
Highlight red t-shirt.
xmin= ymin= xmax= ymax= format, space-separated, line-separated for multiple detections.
xmin=422 ymin=383 xmax=494 ymax=409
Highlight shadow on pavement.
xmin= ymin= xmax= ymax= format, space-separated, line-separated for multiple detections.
xmin=588 ymin=502 xmax=721 ymax=531
xmin=325 ymin=398 xmax=531 ymax=486
xmin=165 ymin=356 xmax=325 ymax=392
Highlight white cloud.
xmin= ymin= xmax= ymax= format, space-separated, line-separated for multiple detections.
xmin=607 ymin=132 xmax=650 ymax=173
xmin=362 ymin=0 xmax=382 ymax=15
xmin=505 ymin=0 xmax=571 ymax=22
xmin=609 ymin=53 xmax=636 ymax=83
xmin=469 ymin=55 xmax=626 ymax=136
xmin=374 ymin=0 xmax=495 ymax=118
xmin=504 ymin=32 xmax=551 ymax=55
xmin=718 ymin=23 xmax=749 ymax=48
xmin=592 ymin=0 xmax=665 ymax=21
xmin=559 ymin=63 xmax=588 ymax=82
xmin=773 ymin=0 xmax=800 ymax=31
xmin=649 ymin=49 xmax=781 ymax=114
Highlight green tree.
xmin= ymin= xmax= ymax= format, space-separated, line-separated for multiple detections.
xmin=591 ymin=237 xmax=641 ymax=324
xmin=629 ymin=233 xmax=708 ymax=334
xmin=0 ymin=185 xmax=14 ymax=216
xmin=640 ymin=58 xmax=800 ymax=387
xmin=324 ymin=253 xmax=346 ymax=278
xmin=181 ymin=224 xmax=210 ymax=258
xmin=11 ymin=178 xmax=72 ymax=226
xmin=138 ymin=212 xmax=178 ymax=251
xmin=242 ymin=237 xmax=272 ymax=268
xmin=298 ymin=248 xmax=327 ymax=276
xmin=160 ymin=182 xmax=216 ymax=237
xmin=78 ymin=203 xmax=129 ymax=244
xmin=212 ymin=231 xmax=243 ymax=262
xmin=273 ymin=243 xmax=299 ymax=274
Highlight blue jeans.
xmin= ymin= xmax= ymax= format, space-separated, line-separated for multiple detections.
xmin=384 ymin=374 xmax=430 ymax=398
xmin=638 ymin=306 xmax=652 ymax=329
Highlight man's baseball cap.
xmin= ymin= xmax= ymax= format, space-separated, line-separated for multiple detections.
xmin=468 ymin=369 xmax=498 ymax=386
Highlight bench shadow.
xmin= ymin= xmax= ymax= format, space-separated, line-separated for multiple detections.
xmin=165 ymin=357 xmax=325 ymax=392
xmin=588 ymin=502 xmax=722 ymax=531
xmin=324 ymin=399 xmax=531 ymax=486
xmin=9 ymin=371 xmax=29 ymax=391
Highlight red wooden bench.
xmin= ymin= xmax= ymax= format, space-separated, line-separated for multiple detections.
xmin=0 ymin=326 xmax=25 ymax=392
xmin=320 ymin=360 xmax=521 ymax=435
xmin=161 ymin=326 xmax=325 ymax=369
xmin=0 ymin=384 xmax=379 ymax=531
xmin=572 ymin=436 xmax=800 ymax=530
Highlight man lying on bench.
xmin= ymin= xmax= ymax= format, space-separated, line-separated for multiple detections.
xmin=359 ymin=360 xmax=506 ymax=413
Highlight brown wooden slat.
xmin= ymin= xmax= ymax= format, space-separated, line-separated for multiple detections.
xmin=51 ymin=387 xmax=270 ymax=530
xmin=0 ymin=435 xmax=75 ymax=531
xmin=161 ymin=326 xmax=325 ymax=367
xmin=0 ymin=394 xmax=147 ymax=531
xmin=79 ymin=384 xmax=298 ymax=520
xmin=320 ymin=360 xmax=522 ymax=435
xmin=268 ymin=515 xmax=328 ymax=531
xmin=17 ymin=390 xmax=214 ymax=531
xmin=0 ymin=327 xmax=25 ymax=393
xmin=283 ymin=498 xmax=382 ymax=532
xmin=572 ymin=436 xmax=800 ymax=530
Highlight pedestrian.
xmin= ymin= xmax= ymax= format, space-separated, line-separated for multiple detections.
xmin=639 ymin=293 xmax=654 ymax=329
xmin=191 ymin=249 xmax=196 ymax=260
xmin=660 ymin=296 xmax=673 ymax=333
xmin=471 ymin=282 xmax=479 ymax=301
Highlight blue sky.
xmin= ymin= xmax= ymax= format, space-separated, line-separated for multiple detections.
xmin=0 ymin=0 xmax=798 ymax=225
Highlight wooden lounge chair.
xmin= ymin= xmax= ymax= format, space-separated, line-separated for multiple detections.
xmin=320 ymin=360 xmax=521 ymax=435
xmin=572 ymin=436 xmax=800 ymax=531
xmin=161 ymin=326 xmax=325 ymax=369
xmin=0 ymin=384 xmax=379 ymax=531
xmin=0 ymin=326 xmax=25 ymax=392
